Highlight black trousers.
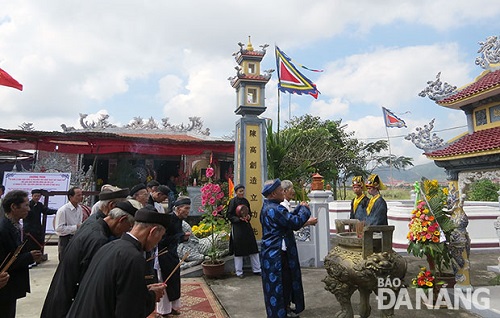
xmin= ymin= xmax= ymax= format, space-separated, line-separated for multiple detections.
xmin=281 ymin=251 xmax=292 ymax=309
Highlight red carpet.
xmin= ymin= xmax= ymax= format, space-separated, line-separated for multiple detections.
xmin=149 ymin=278 xmax=227 ymax=318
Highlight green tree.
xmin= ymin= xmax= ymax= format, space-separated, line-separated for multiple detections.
xmin=265 ymin=120 xmax=299 ymax=180
xmin=265 ymin=115 xmax=414 ymax=200
xmin=266 ymin=115 xmax=357 ymax=199
xmin=466 ymin=179 xmax=500 ymax=201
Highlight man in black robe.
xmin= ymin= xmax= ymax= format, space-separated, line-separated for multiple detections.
xmin=156 ymin=197 xmax=190 ymax=316
xmin=41 ymin=200 xmax=138 ymax=318
xmin=66 ymin=206 xmax=169 ymax=318
xmin=0 ymin=190 xmax=43 ymax=318
xmin=227 ymin=184 xmax=260 ymax=278
xmin=23 ymin=189 xmax=57 ymax=264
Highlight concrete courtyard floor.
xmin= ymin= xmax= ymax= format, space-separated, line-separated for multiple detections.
xmin=17 ymin=245 xmax=500 ymax=318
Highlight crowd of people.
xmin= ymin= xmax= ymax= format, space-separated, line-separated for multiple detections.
xmin=0 ymin=179 xmax=184 ymax=318
xmin=0 ymin=173 xmax=387 ymax=318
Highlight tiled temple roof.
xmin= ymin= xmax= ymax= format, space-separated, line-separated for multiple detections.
xmin=425 ymin=126 xmax=500 ymax=159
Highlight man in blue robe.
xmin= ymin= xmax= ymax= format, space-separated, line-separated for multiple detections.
xmin=349 ymin=176 xmax=369 ymax=221
xmin=365 ymin=174 xmax=388 ymax=226
xmin=259 ymin=179 xmax=313 ymax=318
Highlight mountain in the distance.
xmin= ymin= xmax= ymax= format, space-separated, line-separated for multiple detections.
xmin=373 ymin=162 xmax=447 ymax=184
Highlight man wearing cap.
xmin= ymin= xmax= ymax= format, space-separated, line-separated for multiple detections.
xmin=41 ymin=200 xmax=138 ymax=318
xmin=80 ymin=186 xmax=129 ymax=231
xmin=260 ymin=179 xmax=313 ymax=318
xmin=349 ymin=176 xmax=369 ymax=221
xmin=90 ymin=184 xmax=113 ymax=215
xmin=148 ymin=185 xmax=171 ymax=213
xmin=54 ymin=187 xmax=84 ymax=261
xmin=23 ymin=189 xmax=57 ymax=261
xmin=147 ymin=180 xmax=160 ymax=193
xmin=66 ymin=206 xmax=169 ymax=318
xmin=130 ymin=183 xmax=148 ymax=207
xmin=365 ymin=174 xmax=388 ymax=226
xmin=226 ymin=184 xmax=260 ymax=278
xmin=156 ymin=196 xmax=191 ymax=317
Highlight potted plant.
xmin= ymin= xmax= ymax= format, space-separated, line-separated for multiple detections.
xmin=199 ymin=165 xmax=230 ymax=277
xmin=407 ymin=179 xmax=456 ymax=278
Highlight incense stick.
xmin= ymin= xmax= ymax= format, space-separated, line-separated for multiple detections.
xmin=27 ymin=233 xmax=44 ymax=249
xmin=146 ymin=248 xmax=169 ymax=262
xmin=163 ymin=251 xmax=190 ymax=284
xmin=44 ymin=234 xmax=54 ymax=246
xmin=0 ymin=240 xmax=28 ymax=273
xmin=0 ymin=252 xmax=11 ymax=272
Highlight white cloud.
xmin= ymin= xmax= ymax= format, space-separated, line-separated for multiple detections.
xmin=308 ymin=97 xmax=350 ymax=120
xmin=0 ymin=0 xmax=498 ymax=139
xmin=318 ymin=43 xmax=472 ymax=110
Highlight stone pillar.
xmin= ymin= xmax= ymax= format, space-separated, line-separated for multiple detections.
xmin=295 ymin=184 xmax=331 ymax=268
xmin=234 ymin=117 xmax=267 ymax=239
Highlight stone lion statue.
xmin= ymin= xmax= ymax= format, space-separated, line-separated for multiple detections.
xmin=323 ymin=248 xmax=406 ymax=318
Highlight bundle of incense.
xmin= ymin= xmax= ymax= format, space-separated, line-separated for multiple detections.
xmin=0 ymin=240 xmax=27 ymax=273
xmin=146 ymin=246 xmax=169 ymax=262
xmin=44 ymin=234 xmax=54 ymax=246
xmin=163 ymin=251 xmax=190 ymax=284
xmin=27 ymin=233 xmax=44 ymax=249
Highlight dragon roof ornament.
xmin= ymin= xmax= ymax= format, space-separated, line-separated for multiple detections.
xmin=61 ymin=113 xmax=210 ymax=136
xmin=404 ymin=119 xmax=445 ymax=152
xmin=418 ymin=72 xmax=457 ymax=101
xmin=475 ymin=35 xmax=500 ymax=69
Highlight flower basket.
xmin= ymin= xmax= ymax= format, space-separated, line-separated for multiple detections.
xmin=407 ymin=179 xmax=456 ymax=276
xmin=412 ymin=266 xmax=451 ymax=309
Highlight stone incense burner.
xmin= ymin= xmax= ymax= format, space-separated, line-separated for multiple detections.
xmin=323 ymin=220 xmax=407 ymax=318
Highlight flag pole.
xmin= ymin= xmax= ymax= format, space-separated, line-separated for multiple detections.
xmin=384 ymin=125 xmax=394 ymax=189
xmin=277 ymin=89 xmax=281 ymax=134
xmin=288 ymin=93 xmax=291 ymax=121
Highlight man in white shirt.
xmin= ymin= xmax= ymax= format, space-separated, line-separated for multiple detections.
xmin=55 ymin=187 xmax=83 ymax=261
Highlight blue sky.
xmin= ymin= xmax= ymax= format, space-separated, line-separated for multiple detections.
xmin=1 ymin=1 xmax=500 ymax=165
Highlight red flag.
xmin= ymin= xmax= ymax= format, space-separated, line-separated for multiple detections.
xmin=0 ymin=67 xmax=23 ymax=91
xmin=382 ymin=107 xmax=406 ymax=128
xmin=275 ymin=46 xmax=320 ymax=99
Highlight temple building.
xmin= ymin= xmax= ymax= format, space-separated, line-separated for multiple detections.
xmin=415 ymin=35 xmax=500 ymax=194
xmin=0 ymin=114 xmax=234 ymax=189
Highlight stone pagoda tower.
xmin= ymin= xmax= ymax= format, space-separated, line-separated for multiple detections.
xmin=229 ymin=37 xmax=273 ymax=239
